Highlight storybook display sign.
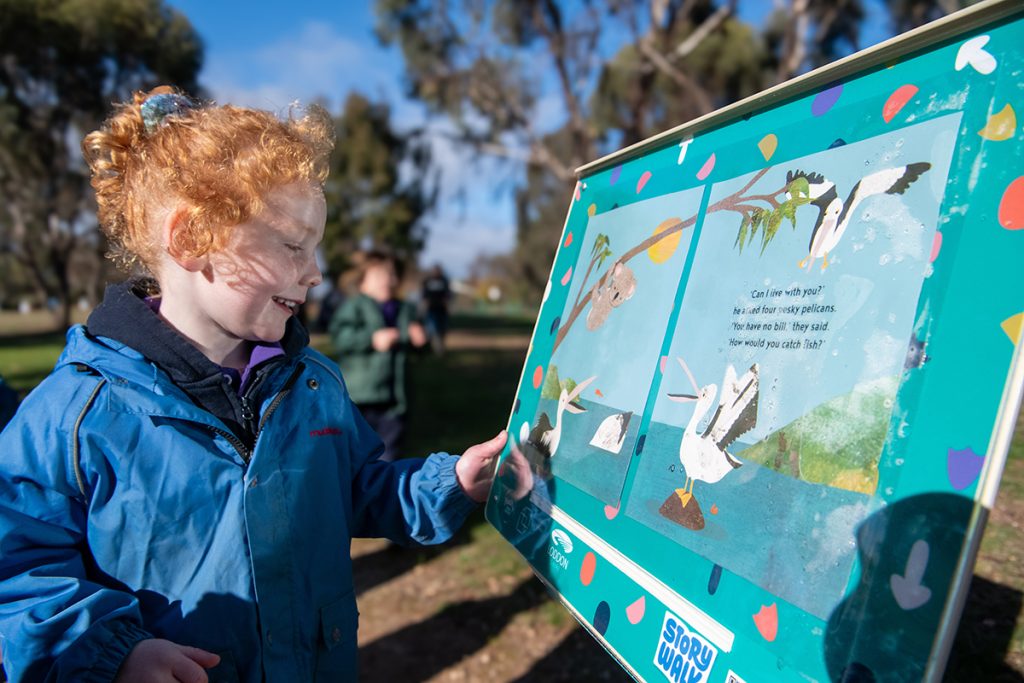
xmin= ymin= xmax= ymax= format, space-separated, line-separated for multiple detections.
xmin=485 ymin=1 xmax=1024 ymax=680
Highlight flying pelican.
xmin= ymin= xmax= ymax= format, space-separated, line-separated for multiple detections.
xmin=667 ymin=358 xmax=759 ymax=508
xmin=788 ymin=162 xmax=931 ymax=271
xmin=529 ymin=375 xmax=597 ymax=458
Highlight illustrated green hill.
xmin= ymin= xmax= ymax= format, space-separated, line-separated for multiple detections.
xmin=739 ymin=375 xmax=899 ymax=495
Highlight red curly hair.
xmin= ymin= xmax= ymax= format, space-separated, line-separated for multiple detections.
xmin=82 ymin=86 xmax=334 ymax=273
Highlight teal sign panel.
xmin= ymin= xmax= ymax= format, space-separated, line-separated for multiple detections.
xmin=486 ymin=1 xmax=1024 ymax=681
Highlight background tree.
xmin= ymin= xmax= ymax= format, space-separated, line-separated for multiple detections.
xmin=322 ymin=92 xmax=436 ymax=280
xmin=377 ymin=0 xmax=964 ymax=306
xmin=375 ymin=0 xmax=799 ymax=303
xmin=0 ymin=0 xmax=202 ymax=327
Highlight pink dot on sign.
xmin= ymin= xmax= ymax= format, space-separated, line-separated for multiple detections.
xmin=660 ymin=356 xmax=667 ymax=374
xmin=636 ymin=170 xmax=652 ymax=193
xmin=564 ymin=232 xmax=573 ymax=248
xmin=580 ymin=552 xmax=597 ymax=586
xmin=753 ymin=603 xmax=778 ymax=642
xmin=626 ymin=596 xmax=646 ymax=625
xmin=610 ymin=165 xmax=623 ymax=186
xmin=561 ymin=266 xmax=573 ymax=286
xmin=574 ymin=182 xmax=581 ymax=201
xmin=532 ymin=366 xmax=544 ymax=389
xmin=998 ymin=177 xmax=1024 ymax=230
xmin=883 ymin=85 xmax=918 ymax=123
xmin=930 ymin=232 xmax=942 ymax=262
xmin=696 ymin=153 xmax=716 ymax=181
xmin=604 ymin=502 xmax=620 ymax=520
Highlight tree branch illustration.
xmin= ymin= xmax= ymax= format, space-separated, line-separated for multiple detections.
xmin=552 ymin=166 xmax=803 ymax=353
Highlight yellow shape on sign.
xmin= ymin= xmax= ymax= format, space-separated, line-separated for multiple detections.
xmin=647 ymin=218 xmax=683 ymax=264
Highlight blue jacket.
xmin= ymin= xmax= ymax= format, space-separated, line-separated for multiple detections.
xmin=0 ymin=326 xmax=476 ymax=682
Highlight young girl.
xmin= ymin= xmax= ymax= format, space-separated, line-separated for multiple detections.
xmin=0 ymin=87 xmax=505 ymax=683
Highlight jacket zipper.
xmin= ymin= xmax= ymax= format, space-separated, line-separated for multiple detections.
xmin=211 ymin=363 xmax=305 ymax=464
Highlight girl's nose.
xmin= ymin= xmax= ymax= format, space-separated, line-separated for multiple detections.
xmin=304 ymin=257 xmax=322 ymax=288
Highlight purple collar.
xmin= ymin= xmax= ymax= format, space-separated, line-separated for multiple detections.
xmin=145 ymin=296 xmax=284 ymax=394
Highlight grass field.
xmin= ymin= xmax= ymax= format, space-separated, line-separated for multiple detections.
xmin=0 ymin=309 xmax=1021 ymax=680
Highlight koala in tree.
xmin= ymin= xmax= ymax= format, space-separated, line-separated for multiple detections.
xmin=586 ymin=261 xmax=637 ymax=331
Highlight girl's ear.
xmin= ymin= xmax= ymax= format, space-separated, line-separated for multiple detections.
xmin=163 ymin=207 xmax=207 ymax=272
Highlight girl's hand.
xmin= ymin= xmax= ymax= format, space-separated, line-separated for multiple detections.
xmin=455 ymin=430 xmax=508 ymax=502
xmin=115 ymin=639 xmax=220 ymax=683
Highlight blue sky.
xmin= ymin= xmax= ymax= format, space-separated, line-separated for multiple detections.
xmin=164 ymin=1 xmax=893 ymax=280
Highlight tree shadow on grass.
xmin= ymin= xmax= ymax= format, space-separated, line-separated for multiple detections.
xmin=358 ymin=577 xmax=550 ymax=682
xmin=945 ymin=574 xmax=1024 ymax=682
xmin=352 ymin=524 xmax=473 ymax=597
xmin=508 ymin=626 xmax=634 ymax=683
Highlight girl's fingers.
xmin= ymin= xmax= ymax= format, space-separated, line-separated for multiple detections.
xmin=178 ymin=645 xmax=220 ymax=668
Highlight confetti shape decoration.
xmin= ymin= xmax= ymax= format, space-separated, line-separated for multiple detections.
xmin=1001 ymin=312 xmax=1024 ymax=344
xmin=564 ymin=232 xmax=573 ymax=248
xmin=610 ymin=165 xmax=623 ymax=186
xmin=811 ymin=84 xmax=843 ymax=116
xmin=561 ymin=266 xmax=573 ymax=286
xmin=708 ymin=564 xmax=722 ymax=595
xmin=574 ymin=182 xmax=582 ymax=201
xmin=757 ymin=134 xmax=778 ymax=161
xmin=677 ymin=137 xmax=693 ymax=165
xmin=947 ymin=446 xmax=984 ymax=490
xmin=890 ymin=540 xmax=932 ymax=610
xmin=580 ymin=552 xmax=597 ymax=586
xmin=593 ymin=601 xmax=611 ymax=635
xmin=753 ymin=603 xmax=778 ymax=641
xmin=659 ymin=356 xmax=668 ymax=374
xmin=550 ymin=316 xmax=561 ymax=335
xmin=930 ymin=232 xmax=942 ymax=263
xmin=519 ymin=421 xmax=530 ymax=444
xmin=955 ymin=35 xmax=997 ymax=75
xmin=696 ymin=153 xmax=716 ymax=181
xmin=604 ymin=502 xmax=620 ymax=520
xmin=883 ymin=85 xmax=918 ymax=123
xmin=588 ymin=203 xmax=597 ymax=217
xmin=532 ymin=365 xmax=544 ymax=389
xmin=647 ymin=217 xmax=684 ymax=263
xmin=998 ymin=177 xmax=1024 ymax=230
xmin=637 ymin=170 xmax=653 ymax=193
xmin=978 ymin=103 xmax=1016 ymax=141
xmin=626 ymin=596 xmax=646 ymax=624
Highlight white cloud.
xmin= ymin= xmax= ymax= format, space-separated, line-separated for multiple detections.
xmin=419 ymin=219 xmax=516 ymax=278
xmin=199 ymin=21 xmax=401 ymax=111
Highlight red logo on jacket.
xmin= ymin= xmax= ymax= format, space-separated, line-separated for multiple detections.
xmin=309 ymin=427 xmax=342 ymax=437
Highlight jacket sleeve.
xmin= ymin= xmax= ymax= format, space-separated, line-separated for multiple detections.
xmin=342 ymin=390 xmax=477 ymax=545
xmin=0 ymin=372 xmax=152 ymax=683
xmin=329 ymin=297 xmax=375 ymax=355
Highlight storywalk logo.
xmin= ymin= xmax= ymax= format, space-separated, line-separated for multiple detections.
xmin=653 ymin=611 xmax=718 ymax=683
xmin=548 ymin=529 xmax=574 ymax=570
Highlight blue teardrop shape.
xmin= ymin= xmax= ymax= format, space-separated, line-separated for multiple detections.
xmin=593 ymin=601 xmax=611 ymax=635
xmin=708 ymin=564 xmax=723 ymax=595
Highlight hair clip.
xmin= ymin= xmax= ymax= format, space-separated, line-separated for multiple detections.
xmin=140 ymin=92 xmax=196 ymax=134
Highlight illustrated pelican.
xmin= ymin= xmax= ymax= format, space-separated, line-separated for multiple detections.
xmin=529 ymin=375 xmax=597 ymax=458
xmin=788 ymin=162 xmax=931 ymax=271
xmin=667 ymin=358 xmax=759 ymax=508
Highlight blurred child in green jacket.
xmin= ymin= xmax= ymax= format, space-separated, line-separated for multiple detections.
xmin=329 ymin=252 xmax=427 ymax=461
